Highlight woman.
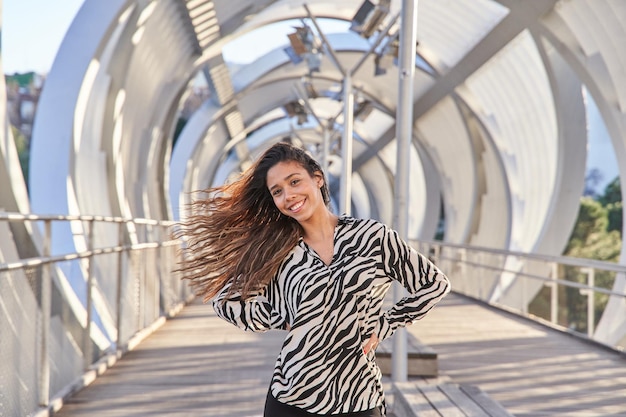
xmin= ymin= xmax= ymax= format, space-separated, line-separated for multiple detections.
xmin=176 ymin=142 xmax=450 ymax=416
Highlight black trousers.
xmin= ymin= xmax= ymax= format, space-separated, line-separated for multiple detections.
xmin=263 ymin=391 xmax=383 ymax=417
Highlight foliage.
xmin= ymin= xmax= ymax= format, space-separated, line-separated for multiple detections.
xmin=11 ymin=125 xmax=29 ymax=185
xmin=564 ymin=189 xmax=621 ymax=262
xmin=551 ymin=177 xmax=623 ymax=333
xmin=598 ymin=177 xmax=622 ymax=234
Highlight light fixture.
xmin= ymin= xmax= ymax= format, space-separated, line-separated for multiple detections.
xmin=301 ymin=76 xmax=319 ymax=99
xmin=283 ymin=100 xmax=309 ymax=125
xmin=374 ymin=32 xmax=399 ymax=76
xmin=284 ymin=24 xmax=322 ymax=73
xmin=350 ymin=0 xmax=391 ymax=39
xmin=354 ymin=100 xmax=374 ymax=121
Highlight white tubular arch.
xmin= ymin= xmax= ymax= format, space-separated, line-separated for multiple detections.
xmin=7 ymin=0 xmax=622 ymax=347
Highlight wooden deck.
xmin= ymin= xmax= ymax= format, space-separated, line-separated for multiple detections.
xmin=53 ymin=293 xmax=626 ymax=417
xmin=413 ymin=294 xmax=626 ymax=417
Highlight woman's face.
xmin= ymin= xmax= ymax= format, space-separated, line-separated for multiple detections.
xmin=266 ymin=160 xmax=325 ymax=223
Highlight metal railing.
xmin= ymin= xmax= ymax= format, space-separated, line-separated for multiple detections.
xmin=3 ymin=211 xmax=623 ymax=415
xmin=412 ymin=240 xmax=626 ymax=353
xmin=0 ymin=213 xmax=191 ymax=417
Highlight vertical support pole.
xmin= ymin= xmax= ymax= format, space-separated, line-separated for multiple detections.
xmin=550 ymin=262 xmax=558 ymax=325
xmin=116 ymin=221 xmax=124 ymax=349
xmin=151 ymin=224 xmax=160 ymax=321
xmin=340 ymin=74 xmax=354 ymax=215
xmin=38 ymin=219 xmax=52 ymax=406
xmin=521 ymin=263 xmax=528 ymax=315
xmin=322 ymin=122 xmax=330 ymax=177
xmin=587 ymin=268 xmax=595 ymax=337
xmin=392 ymin=0 xmax=419 ymax=383
xmin=84 ymin=219 xmax=95 ymax=370
xmin=580 ymin=267 xmax=595 ymax=337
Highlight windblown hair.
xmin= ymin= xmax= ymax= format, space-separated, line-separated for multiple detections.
xmin=174 ymin=142 xmax=331 ymax=302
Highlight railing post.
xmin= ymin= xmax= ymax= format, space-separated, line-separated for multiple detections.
xmin=138 ymin=221 xmax=145 ymax=330
xmin=580 ymin=267 xmax=595 ymax=337
xmin=460 ymin=248 xmax=467 ymax=292
xmin=340 ymin=73 xmax=354 ymax=216
xmin=478 ymin=252 xmax=485 ymax=300
xmin=521 ymin=261 xmax=528 ymax=315
xmin=115 ymin=221 xmax=125 ymax=349
xmin=38 ymin=219 xmax=52 ymax=407
xmin=392 ymin=0 xmax=420 ymax=384
xmin=149 ymin=223 xmax=160 ymax=321
xmin=83 ymin=219 xmax=95 ymax=370
xmin=550 ymin=262 xmax=558 ymax=325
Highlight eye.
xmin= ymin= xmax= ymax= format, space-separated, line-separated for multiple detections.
xmin=271 ymin=188 xmax=282 ymax=197
xmin=290 ymin=178 xmax=300 ymax=186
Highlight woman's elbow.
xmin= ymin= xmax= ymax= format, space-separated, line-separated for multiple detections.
xmin=439 ymin=272 xmax=451 ymax=295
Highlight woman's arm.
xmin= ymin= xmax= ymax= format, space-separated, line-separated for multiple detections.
xmin=212 ymin=282 xmax=288 ymax=332
xmin=375 ymin=225 xmax=451 ymax=342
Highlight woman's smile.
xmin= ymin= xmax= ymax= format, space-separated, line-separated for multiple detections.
xmin=289 ymin=199 xmax=305 ymax=212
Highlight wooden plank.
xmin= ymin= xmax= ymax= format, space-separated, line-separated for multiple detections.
xmin=377 ymin=335 xmax=438 ymax=376
xmin=51 ymin=292 xmax=626 ymax=417
xmin=437 ymin=383 xmax=489 ymax=417
xmin=394 ymin=382 xmax=442 ymax=417
xmin=415 ymin=384 xmax=465 ymax=417
xmin=460 ymin=385 xmax=515 ymax=417
xmin=395 ymin=381 xmax=515 ymax=417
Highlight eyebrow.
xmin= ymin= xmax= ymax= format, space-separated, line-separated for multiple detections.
xmin=268 ymin=172 xmax=300 ymax=191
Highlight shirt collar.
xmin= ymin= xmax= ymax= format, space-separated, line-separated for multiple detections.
xmin=337 ymin=214 xmax=356 ymax=225
xmin=297 ymin=214 xmax=355 ymax=245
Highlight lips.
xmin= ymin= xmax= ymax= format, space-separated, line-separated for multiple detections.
xmin=289 ymin=199 xmax=305 ymax=212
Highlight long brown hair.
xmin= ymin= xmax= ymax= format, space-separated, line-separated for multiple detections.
xmin=174 ymin=142 xmax=331 ymax=302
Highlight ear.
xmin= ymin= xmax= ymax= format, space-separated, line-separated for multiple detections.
xmin=314 ymin=171 xmax=324 ymax=188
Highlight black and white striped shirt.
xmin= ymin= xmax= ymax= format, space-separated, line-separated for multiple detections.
xmin=213 ymin=215 xmax=450 ymax=414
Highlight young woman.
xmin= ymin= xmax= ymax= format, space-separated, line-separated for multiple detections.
xmin=176 ymin=142 xmax=450 ymax=416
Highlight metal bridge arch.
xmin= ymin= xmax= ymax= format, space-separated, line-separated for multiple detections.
xmin=2 ymin=0 xmax=626 ymax=383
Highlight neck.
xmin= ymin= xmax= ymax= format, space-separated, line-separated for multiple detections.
xmin=300 ymin=209 xmax=338 ymax=242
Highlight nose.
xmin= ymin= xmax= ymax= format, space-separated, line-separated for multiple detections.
xmin=283 ymin=187 xmax=296 ymax=200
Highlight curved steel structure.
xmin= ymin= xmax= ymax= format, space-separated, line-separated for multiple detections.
xmin=2 ymin=0 xmax=626 ymax=355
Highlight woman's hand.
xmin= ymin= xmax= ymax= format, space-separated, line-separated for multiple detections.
xmin=362 ymin=333 xmax=379 ymax=355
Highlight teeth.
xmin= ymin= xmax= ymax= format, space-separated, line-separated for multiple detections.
xmin=290 ymin=201 xmax=304 ymax=211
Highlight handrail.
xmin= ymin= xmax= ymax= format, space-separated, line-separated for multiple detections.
xmin=447 ymin=255 xmax=625 ymax=298
xmin=412 ymin=239 xmax=626 ymax=353
xmin=416 ymin=238 xmax=626 ymax=273
xmin=0 ymin=212 xmax=176 ymax=226
xmin=0 ymin=212 xmax=190 ymax=417
xmin=0 ymin=241 xmax=178 ymax=272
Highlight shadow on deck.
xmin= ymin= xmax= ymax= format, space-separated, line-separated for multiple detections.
xmin=53 ymin=293 xmax=626 ymax=417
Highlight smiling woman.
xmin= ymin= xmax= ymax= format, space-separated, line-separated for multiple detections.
xmin=175 ymin=141 xmax=450 ymax=416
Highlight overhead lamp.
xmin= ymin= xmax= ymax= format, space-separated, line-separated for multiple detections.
xmin=374 ymin=52 xmax=394 ymax=76
xmin=304 ymin=53 xmax=321 ymax=73
xmin=284 ymin=24 xmax=322 ymax=73
xmin=301 ymin=76 xmax=319 ymax=99
xmin=374 ymin=33 xmax=399 ymax=76
xmin=284 ymin=100 xmax=309 ymax=125
xmin=350 ymin=0 xmax=391 ymax=39
xmin=354 ymin=100 xmax=374 ymax=121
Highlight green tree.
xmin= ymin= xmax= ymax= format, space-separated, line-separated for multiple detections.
xmin=558 ymin=189 xmax=622 ymax=333
xmin=11 ymin=126 xmax=29 ymax=186
xmin=564 ymin=197 xmax=620 ymax=261
xmin=598 ymin=177 xmax=622 ymax=235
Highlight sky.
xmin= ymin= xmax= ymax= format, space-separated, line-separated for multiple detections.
xmin=1 ymin=0 xmax=619 ymax=191
xmin=2 ymin=0 xmax=85 ymax=74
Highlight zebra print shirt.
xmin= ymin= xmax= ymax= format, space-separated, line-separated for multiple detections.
xmin=213 ymin=216 xmax=450 ymax=415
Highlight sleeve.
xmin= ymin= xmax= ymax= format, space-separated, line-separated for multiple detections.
xmin=212 ymin=280 xmax=288 ymax=333
xmin=375 ymin=225 xmax=451 ymax=342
